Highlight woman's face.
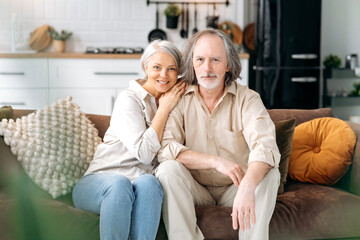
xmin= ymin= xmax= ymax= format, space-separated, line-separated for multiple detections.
xmin=144 ymin=51 xmax=178 ymax=96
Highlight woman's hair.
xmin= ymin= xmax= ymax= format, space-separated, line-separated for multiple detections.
xmin=182 ymin=28 xmax=242 ymax=86
xmin=141 ymin=40 xmax=183 ymax=77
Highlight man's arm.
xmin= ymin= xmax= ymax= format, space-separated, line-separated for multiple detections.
xmin=177 ymin=150 xmax=245 ymax=187
xmin=231 ymin=161 xmax=271 ymax=231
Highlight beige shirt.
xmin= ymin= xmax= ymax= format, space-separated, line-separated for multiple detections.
xmin=84 ymin=79 xmax=161 ymax=181
xmin=158 ymin=81 xmax=280 ymax=187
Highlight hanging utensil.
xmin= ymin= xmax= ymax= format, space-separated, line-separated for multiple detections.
xmin=193 ymin=3 xmax=198 ymax=34
xmin=185 ymin=3 xmax=189 ymax=38
xmin=180 ymin=3 xmax=186 ymax=38
xmin=206 ymin=3 xmax=219 ymax=28
xmin=148 ymin=3 xmax=167 ymax=42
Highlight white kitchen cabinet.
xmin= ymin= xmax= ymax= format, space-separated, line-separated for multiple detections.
xmin=49 ymin=88 xmax=117 ymax=116
xmin=48 ymin=59 xmax=142 ymax=115
xmin=0 ymin=58 xmax=48 ymax=110
xmin=0 ymin=89 xmax=48 ymax=110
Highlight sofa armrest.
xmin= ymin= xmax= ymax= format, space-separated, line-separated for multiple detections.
xmin=336 ymin=121 xmax=360 ymax=196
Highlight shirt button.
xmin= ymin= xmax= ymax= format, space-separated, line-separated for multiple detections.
xmin=210 ymin=118 xmax=213 ymax=121
xmin=209 ymin=135 xmax=213 ymax=139
xmin=213 ymin=170 xmax=216 ymax=174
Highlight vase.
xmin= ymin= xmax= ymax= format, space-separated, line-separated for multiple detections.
xmin=166 ymin=16 xmax=179 ymax=29
xmin=53 ymin=40 xmax=66 ymax=53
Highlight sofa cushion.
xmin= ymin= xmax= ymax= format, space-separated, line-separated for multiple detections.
xmin=274 ymin=119 xmax=296 ymax=194
xmin=289 ymin=117 xmax=356 ymax=185
xmin=0 ymin=97 xmax=102 ymax=198
xmin=196 ymin=182 xmax=360 ymax=240
xmin=269 ymin=181 xmax=360 ymax=240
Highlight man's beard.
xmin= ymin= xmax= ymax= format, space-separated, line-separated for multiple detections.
xmin=198 ymin=73 xmax=220 ymax=90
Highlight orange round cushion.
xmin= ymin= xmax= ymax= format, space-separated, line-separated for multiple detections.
xmin=289 ymin=117 xmax=356 ymax=185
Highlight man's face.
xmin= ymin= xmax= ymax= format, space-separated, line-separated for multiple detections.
xmin=192 ymin=34 xmax=229 ymax=90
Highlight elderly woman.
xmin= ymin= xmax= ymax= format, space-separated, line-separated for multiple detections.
xmin=72 ymin=40 xmax=186 ymax=240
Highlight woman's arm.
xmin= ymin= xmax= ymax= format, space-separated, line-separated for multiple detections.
xmin=151 ymin=81 xmax=186 ymax=141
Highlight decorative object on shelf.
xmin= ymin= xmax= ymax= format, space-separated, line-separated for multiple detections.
xmin=345 ymin=54 xmax=359 ymax=70
xmin=164 ymin=3 xmax=181 ymax=29
xmin=29 ymin=24 xmax=54 ymax=51
xmin=47 ymin=28 xmax=73 ymax=53
xmin=349 ymin=82 xmax=360 ymax=97
xmin=323 ymin=54 xmax=342 ymax=79
xmin=323 ymin=54 xmax=342 ymax=68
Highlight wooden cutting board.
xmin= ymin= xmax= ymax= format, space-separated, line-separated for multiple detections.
xmin=218 ymin=21 xmax=243 ymax=45
xmin=29 ymin=25 xmax=54 ymax=51
xmin=243 ymin=22 xmax=255 ymax=52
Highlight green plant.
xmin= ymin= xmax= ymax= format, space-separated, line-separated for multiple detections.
xmin=323 ymin=54 xmax=341 ymax=68
xmin=164 ymin=4 xmax=181 ymax=17
xmin=47 ymin=28 xmax=73 ymax=41
xmin=349 ymin=82 xmax=360 ymax=97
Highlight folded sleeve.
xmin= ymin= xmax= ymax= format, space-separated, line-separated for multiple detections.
xmin=157 ymin=98 xmax=189 ymax=163
xmin=109 ymin=91 xmax=161 ymax=165
xmin=241 ymin=91 xmax=281 ymax=168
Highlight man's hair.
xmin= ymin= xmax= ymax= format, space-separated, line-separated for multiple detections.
xmin=141 ymin=39 xmax=183 ymax=77
xmin=182 ymin=28 xmax=242 ymax=86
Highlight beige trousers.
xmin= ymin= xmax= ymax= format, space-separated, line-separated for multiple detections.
xmin=155 ymin=160 xmax=280 ymax=240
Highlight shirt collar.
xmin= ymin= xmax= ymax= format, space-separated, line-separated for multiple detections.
xmin=129 ymin=79 xmax=153 ymax=100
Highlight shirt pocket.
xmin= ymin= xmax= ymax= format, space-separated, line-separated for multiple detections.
xmin=218 ymin=128 xmax=249 ymax=164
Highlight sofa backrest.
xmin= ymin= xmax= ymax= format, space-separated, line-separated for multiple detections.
xmin=268 ymin=108 xmax=334 ymax=126
xmin=14 ymin=108 xmax=334 ymax=139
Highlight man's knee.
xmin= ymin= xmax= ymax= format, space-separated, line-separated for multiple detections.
xmin=156 ymin=160 xmax=184 ymax=179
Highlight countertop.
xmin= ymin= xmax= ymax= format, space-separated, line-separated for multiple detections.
xmin=0 ymin=52 xmax=250 ymax=59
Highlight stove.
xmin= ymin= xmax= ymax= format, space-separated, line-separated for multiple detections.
xmin=85 ymin=47 xmax=144 ymax=54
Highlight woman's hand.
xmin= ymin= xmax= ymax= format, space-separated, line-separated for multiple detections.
xmin=158 ymin=81 xmax=187 ymax=114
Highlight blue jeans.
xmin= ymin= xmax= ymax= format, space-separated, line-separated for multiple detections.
xmin=72 ymin=173 xmax=163 ymax=240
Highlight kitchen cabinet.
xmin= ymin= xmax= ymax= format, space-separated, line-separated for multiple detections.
xmin=0 ymin=54 xmax=249 ymax=115
xmin=48 ymin=59 xmax=142 ymax=115
xmin=0 ymin=58 xmax=48 ymax=109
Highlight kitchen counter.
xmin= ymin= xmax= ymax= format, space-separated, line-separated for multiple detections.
xmin=0 ymin=52 xmax=250 ymax=59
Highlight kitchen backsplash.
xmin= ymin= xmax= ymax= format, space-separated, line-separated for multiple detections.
xmin=0 ymin=0 xmax=247 ymax=53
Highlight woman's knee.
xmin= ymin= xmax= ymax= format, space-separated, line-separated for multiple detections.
xmin=134 ymin=174 xmax=163 ymax=199
xmin=102 ymin=175 xmax=133 ymax=199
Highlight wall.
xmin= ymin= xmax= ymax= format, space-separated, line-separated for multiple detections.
xmin=0 ymin=0 xmax=244 ymax=53
xmin=321 ymin=0 xmax=360 ymax=120
xmin=321 ymin=0 xmax=360 ymax=66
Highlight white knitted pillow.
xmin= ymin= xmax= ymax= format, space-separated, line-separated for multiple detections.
xmin=0 ymin=97 xmax=101 ymax=198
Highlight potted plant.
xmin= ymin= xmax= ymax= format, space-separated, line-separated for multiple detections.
xmin=323 ymin=54 xmax=341 ymax=78
xmin=47 ymin=28 xmax=73 ymax=53
xmin=164 ymin=4 xmax=181 ymax=29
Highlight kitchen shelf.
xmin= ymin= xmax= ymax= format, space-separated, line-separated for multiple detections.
xmin=325 ymin=68 xmax=360 ymax=79
xmin=146 ymin=0 xmax=229 ymax=6
xmin=327 ymin=96 xmax=360 ymax=106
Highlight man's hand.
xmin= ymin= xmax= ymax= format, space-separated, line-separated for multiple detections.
xmin=231 ymin=180 xmax=256 ymax=231
xmin=230 ymin=161 xmax=272 ymax=231
xmin=214 ymin=157 xmax=245 ymax=186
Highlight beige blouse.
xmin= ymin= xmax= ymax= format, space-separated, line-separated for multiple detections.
xmin=158 ymin=81 xmax=280 ymax=187
xmin=84 ymin=79 xmax=161 ymax=181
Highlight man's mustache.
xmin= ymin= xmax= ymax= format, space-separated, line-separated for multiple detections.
xmin=199 ymin=73 xmax=218 ymax=79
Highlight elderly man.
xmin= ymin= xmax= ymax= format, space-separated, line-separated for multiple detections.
xmin=156 ymin=28 xmax=280 ymax=240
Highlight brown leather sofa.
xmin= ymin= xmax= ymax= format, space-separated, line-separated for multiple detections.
xmin=1 ymin=108 xmax=360 ymax=240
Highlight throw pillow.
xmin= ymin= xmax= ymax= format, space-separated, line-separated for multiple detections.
xmin=0 ymin=106 xmax=15 ymax=121
xmin=274 ymin=119 xmax=296 ymax=194
xmin=289 ymin=117 xmax=356 ymax=185
xmin=0 ymin=97 xmax=102 ymax=198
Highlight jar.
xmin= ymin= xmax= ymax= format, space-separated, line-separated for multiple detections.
xmin=345 ymin=54 xmax=359 ymax=70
